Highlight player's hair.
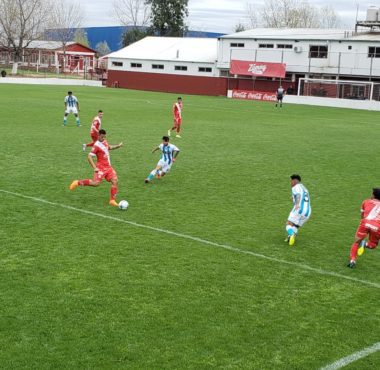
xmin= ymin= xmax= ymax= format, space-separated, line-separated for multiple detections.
xmin=162 ymin=136 xmax=169 ymax=142
xmin=98 ymin=110 xmax=103 ymax=113
xmin=68 ymin=91 xmax=72 ymax=94
xmin=99 ymin=129 xmax=106 ymax=135
xmin=372 ymin=188 xmax=380 ymax=200
xmin=290 ymin=174 xmax=301 ymax=182
xmin=177 ymin=97 xmax=182 ymax=100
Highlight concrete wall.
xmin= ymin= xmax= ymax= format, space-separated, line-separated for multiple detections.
xmin=0 ymin=77 xmax=103 ymax=87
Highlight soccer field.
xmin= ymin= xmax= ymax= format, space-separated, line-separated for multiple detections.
xmin=1 ymin=84 xmax=379 ymax=369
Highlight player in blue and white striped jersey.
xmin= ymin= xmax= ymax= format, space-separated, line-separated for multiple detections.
xmin=63 ymin=91 xmax=80 ymax=127
xmin=145 ymin=136 xmax=180 ymax=183
xmin=285 ymin=174 xmax=311 ymax=246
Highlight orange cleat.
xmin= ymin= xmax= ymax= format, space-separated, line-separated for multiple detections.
xmin=69 ymin=180 xmax=79 ymax=190
xmin=109 ymin=199 xmax=119 ymax=207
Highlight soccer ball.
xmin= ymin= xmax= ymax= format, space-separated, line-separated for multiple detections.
xmin=118 ymin=200 xmax=129 ymax=210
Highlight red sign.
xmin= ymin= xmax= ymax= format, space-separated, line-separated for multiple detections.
xmin=231 ymin=89 xmax=277 ymax=102
xmin=230 ymin=60 xmax=286 ymax=78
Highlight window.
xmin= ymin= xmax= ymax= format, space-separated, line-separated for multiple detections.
xmin=112 ymin=61 xmax=123 ymax=67
xmin=277 ymin=44 xmax=293 ymax=49
xmin=131 ymin=62 xmax=142 ymax=68
xmin=368 ymin=47 xmax=380 ymax=58
xmin=152 ymin=64 xmax=164 ymax=69
xmin=175 ymin=65 xmax=187 ymax=71
xmin=309 ymin=45 xmax=328 ymax=58
xmin=198 ymin=67 xmax=212 ymax=73
xmin=259 ymin=44 xmax=274 ymax=48
xmin=230 ymin=43 xmax=245 ymax=47
xmin=348 ymin=45 xmax=352 ymax=50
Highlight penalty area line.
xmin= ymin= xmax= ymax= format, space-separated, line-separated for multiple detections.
xmin=1 ymin=189 xmax=380 ymax=290
xmin=320 ymin=341 xmax=380 ymax=370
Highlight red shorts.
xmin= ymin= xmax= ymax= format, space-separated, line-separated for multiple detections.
xmin=90 ymin=132 xmax=98 ymax=142
xmin=93 ymin=167 xmax=117 ymax=183
xmin=355 ymin=219 xmax=380 ymax=248
xmin=174 ymin=116 xmax=182 ymax=126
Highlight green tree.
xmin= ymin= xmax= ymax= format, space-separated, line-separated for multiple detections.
xmin=146 ymin=0 xmax=188 ymax=37
xmin=95 ymin=41 xmax=111 ymax=56
xmin=122 ymin=27 xmax=152 ymax=47
xmin=74 ymin=28 xmax=89 ymax=47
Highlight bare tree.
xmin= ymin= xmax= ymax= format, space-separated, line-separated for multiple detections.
xmin=319 ymin=5 xmax=340 ymax=29
xmin=113 ymin=0 xmax=151 ymax=27
xmin=47 ymin=0 xmax=84 ymax=72
xmin=246 ymin=0 xmax=341 ymax=29
xmin=0 ymin=0 xmax=52 ymax=62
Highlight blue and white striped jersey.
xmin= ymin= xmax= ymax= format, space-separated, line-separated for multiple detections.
xmin=159 ymin=143 xmax=179 ymax=164
xmin=291 ymin=183 xmax=311 ymax=217
xmin=64 ymin=95 xmax=78 ymax=108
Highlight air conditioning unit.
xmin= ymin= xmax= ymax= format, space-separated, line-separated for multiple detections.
xmin=294 ymin=46 xmax=303 ymax=53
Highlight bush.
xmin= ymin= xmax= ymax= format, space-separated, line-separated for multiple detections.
xmin=1 ymin=70 xmax=6 ymax=77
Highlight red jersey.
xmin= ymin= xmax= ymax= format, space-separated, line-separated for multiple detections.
xmin=90 ymin=140 xmax=111 ymax=169
xmin=361 ymin=199 xmax=380 ymax=222
xmin=173 ymin=102 xmax=183 ymax=118
xmin=90 ymin=116 xmax=102 ymax=135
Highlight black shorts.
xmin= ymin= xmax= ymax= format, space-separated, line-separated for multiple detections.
xmin=277 ymin=94 xmax=283 ymax=101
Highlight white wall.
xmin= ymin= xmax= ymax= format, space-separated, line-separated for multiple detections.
xmin=218 ymin=38 xmax=380 ymax=77
xmin=0 ymin=77 xmax=103 ymax=87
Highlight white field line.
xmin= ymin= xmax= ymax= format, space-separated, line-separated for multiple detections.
xmin=1 ymin=189 xmax=380 ymax=290
xmin=320 ymin=341 xmax=380 ymax=370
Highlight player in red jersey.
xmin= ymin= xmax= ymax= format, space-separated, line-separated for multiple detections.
xmin=70 ymin=129 xmax=123 ymax=207
xmin=168 ymin=97 xmax=183 ymax=138
xmin=347 ymin=188 xmax=380 ymax=268
xmin=83 ymin=110 xmax=103 ymax=151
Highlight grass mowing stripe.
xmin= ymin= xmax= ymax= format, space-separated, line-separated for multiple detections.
xmin=320 ymin=341 xmax=380 ymax=370
xmin=2 ymin=188 xmax=380 ymax=290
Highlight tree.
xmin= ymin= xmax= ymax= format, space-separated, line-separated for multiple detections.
xmin=247 ymin=0 xmax=341 ymax=29
xmin=146 ymin=0 xmax=188 ymax=37
xmin=96 ymin=41 xmax=111 ymax=56
xmin=0 ymin=0 xmax=52 ymax=62
xmin=234 ymin=23 xmax=247 ymax=33
xmin=122 ymin=27 xmax=152 ymax=47
xmin=113 ymin=0 xmax=151 ymax=27
xmin=74 ymin=28 xmax=89 ymax=47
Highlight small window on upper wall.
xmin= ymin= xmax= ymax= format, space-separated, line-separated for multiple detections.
xmin=131 ymin=62 xmax=142 ymax=68
xmin=175 ymin=65 xmax=188 ymax=71
xmin=259 ymin=44 xmax=274 ymax=48
xmin=198 ymin=67 xmax=212 ymax=72
xmin=309 ymin=45 xmax=328 ymax=58
xmin=230 ymin=43 xmax=245 ymax=47
xmin=112 ymin=61 xmax=123 ymax=67
xmin=368 ymin=46 xmax=380 ymax=58
xmin=277 ymin=44 xmax=293 ymax=49
xmin=348 ymin=45 xmax=352 ymax=50
xmin=152 ymin=64 xmax=164 ymax=69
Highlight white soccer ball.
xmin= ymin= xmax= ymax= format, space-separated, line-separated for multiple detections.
xmin=118 ymin=200 xmax=129 ymax=210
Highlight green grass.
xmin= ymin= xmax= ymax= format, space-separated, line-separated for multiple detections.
xmin=0 ymin=84 xmax=379 ymax=369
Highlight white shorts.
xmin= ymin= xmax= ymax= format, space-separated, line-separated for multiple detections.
xmin=157 ymin=159 xmax=173 ymax=173
xmin=287 ymin=211 xmax=310 ymax=227
xmin=65 ymin=107 xmax=78 ymax=114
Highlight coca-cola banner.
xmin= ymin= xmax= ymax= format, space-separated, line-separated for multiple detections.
xmin=230 ymin=60 xmax=286 ymax=78
xmin=232 ymin=89 xmax=277 ymax=102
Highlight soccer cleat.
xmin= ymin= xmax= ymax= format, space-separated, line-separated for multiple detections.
xmin=284 ymin=235 xmax=290 ymax=243
xmin=144 ymin=179 xmax=150 ymax=183
xmin=357 ymin=240 xmax=367 ymax=256
xmin=69 ymin=180 xmax=78 ymax=190
xmin=167 ymin=130 xmax=171 ymax=137
xmin=175 ymin=135 xmax=181 ymax=138
xmin=82 ymin=143 xmax=86 ymax=152
xmin=109 ymin=199 xmax=118 ymax=207
xmin=289 ymin=234 xmax=296 ymax=246
xmin=347 ymin=260 xmax=356 ymax=268
xmin=156 ymin=173 xmax=161 ymax=179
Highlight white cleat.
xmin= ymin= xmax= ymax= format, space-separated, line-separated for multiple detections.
xmin=167 ymin=130 xmax=171 ymax=137
xmin=82 ymin=143 xmax=86 ymax=152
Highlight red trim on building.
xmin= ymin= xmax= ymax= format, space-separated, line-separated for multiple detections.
xmin=107 ymin=70 xmax=228 ymax=96
xmin=64 ymin=43 xmax=96 ymax=53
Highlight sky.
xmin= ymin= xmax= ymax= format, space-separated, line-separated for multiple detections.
xmin=79 ymin=0 xmax=379 ymax=33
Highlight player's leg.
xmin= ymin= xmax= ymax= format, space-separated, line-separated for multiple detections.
xmin=175 ymin=120 xmax=182 ymax=138
xmin=280 ymin=97 xmax=283 ymax=107
xmin=348 ymin=221 xmax=368 ymax=268
xmin=285 ymin=220 xmax=299 ymax=246
xmin=74 ymin=113 xmax=80 ymax=127
xmin=145 ymin=163 xmax=162 ymax=183
xmin=108 ymin=172 xmax=119 ymax=206
xmin=84 ymin=134 xmax=98 ymax=151
xmin=63 ymin=112 xmax=69 ymax=126
xmin=69 ymin=178 xmax=99 ymax=190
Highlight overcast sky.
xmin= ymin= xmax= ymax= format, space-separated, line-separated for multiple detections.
xmin=79 ymin=1 xmax=379 ymax=33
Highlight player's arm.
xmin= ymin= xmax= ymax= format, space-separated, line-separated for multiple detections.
xmin=293 ymin=194 xmax=301 ymax=210
xmin=151 ymin=146 xmax=160 ymax=154
xmin=172 ymin=150 xmax=180 ymax=162
xmin=77 ymin=101 xmax=80 ymax=111
xmin=110 ymin=142 xmax=123 ymax=150
xmin=87 ymin=153 xmax=98 ymax=172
